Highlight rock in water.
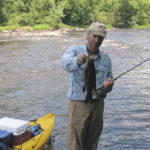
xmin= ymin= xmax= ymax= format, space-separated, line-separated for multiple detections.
xmin=83 ymin=55 xmax=96 ymax=104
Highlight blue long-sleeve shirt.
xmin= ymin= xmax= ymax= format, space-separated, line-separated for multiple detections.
xmin=60 ymin=44 xmax=113 ymax=101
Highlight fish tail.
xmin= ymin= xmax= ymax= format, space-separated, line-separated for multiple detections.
xmin=85 ymin=91 xmax=92 ymax=104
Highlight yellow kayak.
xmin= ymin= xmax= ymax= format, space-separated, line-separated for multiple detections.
xmin=13 ymin=113 xmax=55 ymax=150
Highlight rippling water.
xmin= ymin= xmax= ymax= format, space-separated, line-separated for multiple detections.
xmin=0 ymin=29 xmax=150 ymax=150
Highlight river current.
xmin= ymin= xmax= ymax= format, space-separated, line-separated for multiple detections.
xmin=0 ymin=29 xmax=150 ymax=150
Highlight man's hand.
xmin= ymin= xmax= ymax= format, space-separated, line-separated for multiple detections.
xmin=101 ymin=78 xmax=114 ymax=93
xmin=77 ymin=54 xmax=88 ymax=66
xmin=102 ymin=78 xmax=114 ymax=87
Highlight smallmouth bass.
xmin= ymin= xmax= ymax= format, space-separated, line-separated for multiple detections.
xmin=83 ymin=55 xmax=96 ymax=104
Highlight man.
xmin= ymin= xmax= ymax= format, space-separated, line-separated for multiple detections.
xmin=60 ymin=22 xmax=114 ymax=150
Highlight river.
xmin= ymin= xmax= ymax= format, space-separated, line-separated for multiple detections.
xmin=0 ymin=29 xmax=150 ymax=150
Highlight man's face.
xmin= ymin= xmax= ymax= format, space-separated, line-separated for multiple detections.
xmin=87 ymin=31 xmax=104 ymax=54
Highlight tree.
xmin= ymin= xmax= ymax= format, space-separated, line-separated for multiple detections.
xmin=1 ymin=0 xmax=68 ymax=26
xmin=135 ymin=0 xmax=150 ymax=25
xmin=0 ymin=0 xmax=149 ymax=28
xmin=0 ymin=0 xmax=6 ymax=24
xmin=114 ymin=0 xmax=138 ymax=28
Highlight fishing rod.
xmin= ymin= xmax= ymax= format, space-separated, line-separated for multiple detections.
xmin=96 ymin=57 xmax=150 ymax=97
xmin=113 ymin=57 xmax=150 ymax=81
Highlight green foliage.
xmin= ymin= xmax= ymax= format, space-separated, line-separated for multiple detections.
xmin=0 ymin=0 xmax=5 ymax=24
xmin=0 ymin=25 xmax=20 ymax=32
xmin=33 ymin=24 xmax=52 ymax=30
xmin=135 ymin=0 xmax=150 ymax=25
xmin=0 ymin=0 xmax=69 ymax=27
xmin=0 ymin=0 xmax=149 ymax=28
xmin=26 ymin=27 xmax=32 ymax=32
xmin=114 ymin=0 xmax=136 ymax=28
xmin=3 ymin=25 xmax=20 ymax=31
xmin=0 ymin=27 xmax=3 ymax=32
xmin=133 ymin=24 xmax=150 ymax=29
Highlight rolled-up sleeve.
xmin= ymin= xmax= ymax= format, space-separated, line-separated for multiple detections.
xmin=60 ymin=46 xmax=79 ymax=72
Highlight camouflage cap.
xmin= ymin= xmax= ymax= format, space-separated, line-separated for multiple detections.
xmin=88 ymin=22 xmax=107 ymax=38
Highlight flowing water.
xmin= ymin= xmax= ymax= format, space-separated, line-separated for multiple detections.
xmin=0 ymin=29 xmax=150 ymax=150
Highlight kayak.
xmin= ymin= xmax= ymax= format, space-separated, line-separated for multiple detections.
xmin=12 ymin=113 xmax=55 ymax=150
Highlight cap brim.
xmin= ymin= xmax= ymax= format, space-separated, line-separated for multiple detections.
xmin=90 ymin=30 xmax=107 ymax=38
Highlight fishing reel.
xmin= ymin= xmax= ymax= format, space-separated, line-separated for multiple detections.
xmin=96 ymin=87 xmax=107 ymax=100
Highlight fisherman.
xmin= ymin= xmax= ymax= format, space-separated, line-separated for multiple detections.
xmin=60 ymin=22 xmax=114 ymax=150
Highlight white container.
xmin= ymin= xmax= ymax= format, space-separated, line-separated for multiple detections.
xmin=0 ymin=117 xmax=30 ymax=135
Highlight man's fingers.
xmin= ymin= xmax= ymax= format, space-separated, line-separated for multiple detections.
xmin=101 ymin=78 xmax=114 ymax=88
xmin=77 ymin=54 xmax=88 ymax=65
xmin=107 ymin=78 xmax=114 ymax=84
xmin=81 ymin=54 xmax=88 ymax=58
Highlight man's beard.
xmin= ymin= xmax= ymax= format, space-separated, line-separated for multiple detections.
xmin=86 ymin=41 xmax=101 ymax=55
xmin=91 ymin=45 xmax=99 ymax=54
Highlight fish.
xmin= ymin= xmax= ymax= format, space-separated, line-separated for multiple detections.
xmin=83 ymin=55 xmax=96 ymax=104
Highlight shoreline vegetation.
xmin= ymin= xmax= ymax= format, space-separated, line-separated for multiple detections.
xmin=0 ymin=0 xmax=150 ymax=36
xmin=0 ymin=24 xmax=150 ymax=37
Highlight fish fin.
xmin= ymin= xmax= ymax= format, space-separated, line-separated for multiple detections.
xmin=83 ymin=86 xmax=85 ymax=92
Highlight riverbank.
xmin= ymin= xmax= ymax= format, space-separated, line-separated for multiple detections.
xmin=0 ymin=26 xmax=86 ymax=37
xmin=0 ymin=24 xmax=150 ymax=37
